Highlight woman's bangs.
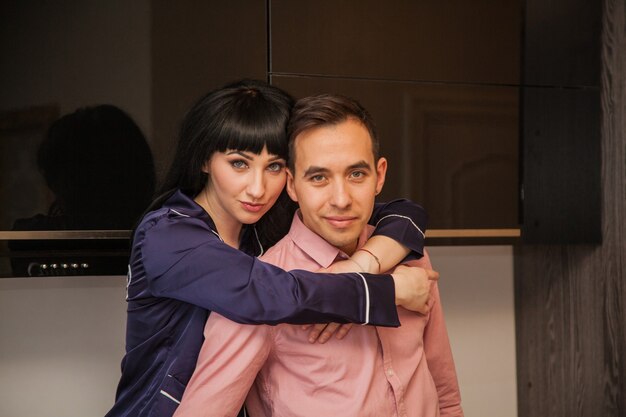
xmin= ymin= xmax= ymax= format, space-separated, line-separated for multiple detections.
xmin=219 ymin=116 xmax=288 ymax=159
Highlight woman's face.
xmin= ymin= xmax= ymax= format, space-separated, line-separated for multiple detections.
xmin=202 ymin=146 xmax=287 ymax=228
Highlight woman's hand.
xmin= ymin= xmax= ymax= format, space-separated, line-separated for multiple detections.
xmin=302 ymin=260 xmax=363 ymax=343
xmin=300 ymin=322 xmax=354 ymax=344
xmin=304 ymin=261 xmax=438 ymax=341
xmin=391 ymin=264 xmax=439 ymax=315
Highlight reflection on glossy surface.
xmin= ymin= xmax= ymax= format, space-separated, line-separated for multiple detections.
xmin=5 ymin=105 xmax=155 ymax=276
xmin=273 ymin=76 xmax=519 ymax=229
xmin=10 ymin=105 xmax=154 ymax=231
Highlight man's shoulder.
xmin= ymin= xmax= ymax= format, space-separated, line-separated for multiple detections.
xmin=260 ymin=235 xmax=296 ymax=264
xmin=260 ymin=232 xmax=322 ymax=272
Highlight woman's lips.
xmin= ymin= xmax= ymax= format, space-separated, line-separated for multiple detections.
xmin=241 ymin=201 xmax=265 ymax=213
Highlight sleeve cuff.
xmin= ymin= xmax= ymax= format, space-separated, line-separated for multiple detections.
xmin=371 ymin=214 xmax=426 ymax=259
xmin=357 ymin=272 xmax=400 ymax=327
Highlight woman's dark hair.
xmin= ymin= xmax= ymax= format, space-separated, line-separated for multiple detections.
xmin=37 ymin=104 xmax=155 ymax=229
xmin=150 ymin=79 xmax=297 ymax=248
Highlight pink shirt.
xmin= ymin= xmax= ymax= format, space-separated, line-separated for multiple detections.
xmin=174 ymin=213 xmax=463 ymax=417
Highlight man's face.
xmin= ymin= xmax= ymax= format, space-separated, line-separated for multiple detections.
xmin=286 ymin=118 xmax=387 ymax=255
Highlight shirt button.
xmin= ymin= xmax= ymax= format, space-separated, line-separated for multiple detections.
xmin=387 ymin=368 xmax=394 ymax=376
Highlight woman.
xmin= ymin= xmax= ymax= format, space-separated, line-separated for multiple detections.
xmin=106 ymin=80 xmax=431 ymax=416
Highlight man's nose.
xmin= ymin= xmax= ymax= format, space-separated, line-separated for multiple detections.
xmin=329 ymin=181 xmax=352 ymax=209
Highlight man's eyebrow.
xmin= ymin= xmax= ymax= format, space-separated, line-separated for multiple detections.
xmin=302 ymin=166 xmax=330 ymax=177
xmin=301 ymin=161 xmax=372 ymax=178
xmin=347 ymin=160 xmax=372 ymax=171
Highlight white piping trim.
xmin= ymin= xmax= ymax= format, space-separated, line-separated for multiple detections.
xmin=253 ymin=225 xmax=264 ymax=256
xmin=125 ymin=265 xmax=131 ymax=301
xmin=171 ymin=207 xmax=223 ymax=242
xmin=209 ymin=229 xmax=223 ymax=242
xmin=375 ymin=214 xmax=425 ymax=239
xmin=170 ymin=209 xmax=190 ymax=218
xmin=159 ymin=390 xmax=181 ymax=404
xmin=355 ymin=272 xmax=370 ymax=325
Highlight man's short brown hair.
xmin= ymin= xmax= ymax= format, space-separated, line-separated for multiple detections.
xmin=286 ymin=94 xmax=379 ymax=171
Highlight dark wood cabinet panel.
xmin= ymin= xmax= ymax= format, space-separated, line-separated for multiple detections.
xmin=271 ymin=0 xmax=521 ymax=85
xmin=524 ymin=0 xmax=602 ymax=86
xmin=521 ymin=87 xmax=601 ymax=243
xmin=274 ymin=75 xmax=519 ymax=229
xmin=515 ymin=4 xmax=625 ymax=416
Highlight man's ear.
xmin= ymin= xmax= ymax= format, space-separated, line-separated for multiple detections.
xmin=375 ymin=157 xmax=388 ymax=195
xmin=286 ymin=168 xmax=299 ymax=203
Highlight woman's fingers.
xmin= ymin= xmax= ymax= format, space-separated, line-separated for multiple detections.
xmin=306 ymin=322 xmax=354 ymax=343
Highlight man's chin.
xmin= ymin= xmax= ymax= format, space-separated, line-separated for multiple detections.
xmin=322 ymin=234 xmax=360 ymax=253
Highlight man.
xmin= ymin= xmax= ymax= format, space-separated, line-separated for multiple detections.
xmin=174 ymin=94 xmax=463 ymax=417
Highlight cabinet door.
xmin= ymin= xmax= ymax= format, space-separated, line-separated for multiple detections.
xmin=521 ymin=87 xmax=601 ymax=243
xmin=274 ymin=75 xmax=519 ymax=229
xmin=524 ymin=0 xmax=601 ymax=87
xmin=271 ymin=0 xmax=521 ymax=84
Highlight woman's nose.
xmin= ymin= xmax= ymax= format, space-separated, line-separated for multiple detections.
xmin=246 ymin=171 xmax=265 ymax=199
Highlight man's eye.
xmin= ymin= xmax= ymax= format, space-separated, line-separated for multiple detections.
xmin=231 ymin=160 xmax=247 ymax=169
xmin=350 ymin=171 xmax=366 ymax=179
xmin=267 ymin=162 xmax=284 ymax=172
xmin=310 ymin=175 xmax=325 ymax=183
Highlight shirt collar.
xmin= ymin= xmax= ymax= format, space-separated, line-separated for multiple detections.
xmin=287 ymin=210 xmax=372 ymax=269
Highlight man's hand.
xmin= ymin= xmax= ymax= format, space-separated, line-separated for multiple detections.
xmin=391 ymin=264 xmax=439 ymax=314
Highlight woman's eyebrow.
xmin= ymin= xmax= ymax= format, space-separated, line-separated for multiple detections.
xmin=268 ymin=155 xmax=286 ymax=162
xmin=225 ymin=150 xmax=253 ymax=160
xmin=225 ymin=151 xmax=285 ymax=163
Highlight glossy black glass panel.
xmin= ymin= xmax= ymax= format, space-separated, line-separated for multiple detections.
xmin=1 ymin=239 xmax=130 ymax=278
xmin=1 ymin=105 xmax=155 ymax=232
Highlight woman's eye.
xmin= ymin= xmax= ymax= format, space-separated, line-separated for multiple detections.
xmin=267 ymin=162 xmax=284 ymax=172
xmin=231 ymin=160 xmax=247 ymax=169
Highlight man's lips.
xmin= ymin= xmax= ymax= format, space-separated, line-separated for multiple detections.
xmin=240 ymin=201 xmax=265 ymax=213
xmin=324 ymin=216 xmax=358 ymax=228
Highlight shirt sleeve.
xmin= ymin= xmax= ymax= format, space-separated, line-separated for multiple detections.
xmin=416 ymin=251 xmax=464 ymax=417
xmin=172 ymin=313 xmax=270 ymax=417
xmin=369 ymin=199 xmax=427 ymax=258
xmin=133 ymin=211 xmax=400 ymax=327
